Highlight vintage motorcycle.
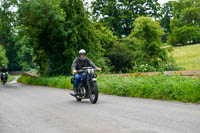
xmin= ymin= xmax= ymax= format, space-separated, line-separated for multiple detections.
xmin=70 ymin=67 xmax=99 ymax=104
xmin=1 ymin=72 xmax=7 ymax=85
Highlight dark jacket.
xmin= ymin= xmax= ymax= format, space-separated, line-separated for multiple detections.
xmin=1 ymin=67 xmax=8 ymax=73
xmin=72 ymin=57 xmax=97 ymax=71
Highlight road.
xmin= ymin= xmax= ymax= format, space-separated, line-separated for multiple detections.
xmin=0 ymin=81 xmax=200 ymax=133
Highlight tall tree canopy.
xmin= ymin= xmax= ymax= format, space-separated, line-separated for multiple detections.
xmin=160 ymin=1 xmax=174 ymax=33
xmin=0 ymin=45 xmax=8 ymax=66
xmin=0 ymin=0 xmax=23 ymax=71
xmin=167 ymin=0 xmax=200 ymax=45
xmin=0 ymin=0 xmax=176 ymax=74
xmin=92 ymin=0 xmax=161 ymax=37
xmin=18 ymin=0 xmax=110 ymax=75
xmin=127 ymin=16 xmax=169 ymax=67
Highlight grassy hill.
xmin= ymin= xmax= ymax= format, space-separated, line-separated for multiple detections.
xmin=172 ymin=44 xmax=200 ymax=70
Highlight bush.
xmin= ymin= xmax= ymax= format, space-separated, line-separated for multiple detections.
xmin=132 ymin=64 xmax=157 ymax=72
xmin=132 ymin=60 xmax=181 ymax=72
xmin=106 ymin=43 xmax=135 ymax=73
xmin=132 ymin=63 xmax=181 ymax=73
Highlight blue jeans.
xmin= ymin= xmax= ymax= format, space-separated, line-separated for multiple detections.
xmin=73 ymin=73 xmax=87 ymax=91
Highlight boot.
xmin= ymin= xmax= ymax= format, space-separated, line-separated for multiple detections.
xmin=70 ymin=89 xmax=78 ymax=97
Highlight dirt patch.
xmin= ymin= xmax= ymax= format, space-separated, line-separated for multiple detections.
xmin=22 ymin=72 xmax=39 ymax=77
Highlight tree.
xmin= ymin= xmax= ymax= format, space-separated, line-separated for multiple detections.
xmin=0 ymin=45 xmax=8 ymax=66
xmin=167 ymin=0 xmax=200 ymax=45
xmin=161 ymin=1 xmax=174 ymax=33
xmin=18 ymin=0 xmax=107 ymax=75
xmin=160 ymin=1 xmax=174 ymax=42
xmin=0 ymin=0 xmax=22 ymax=71
xmin=15 ymin=31 xmax=35 ymax=71
xmin=167 ymin=25 xmax=200 ymax=45
xmin=127 ymin=16 xmax=169 ymax=67
xmin=92 ymin=0 xmax=161 ymax=37
xmin=94 ymin=22 xmax=118 ymax=50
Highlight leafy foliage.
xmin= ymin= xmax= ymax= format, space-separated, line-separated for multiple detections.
xmin=0 ymin=0 xmax=23 ymax=71
xmin=160 ymin=1 xmax=174 ymax=43
xmin=127 ymin=16 xmax=170 ymax=68
xmin=167 ymin=0 xmax=200 ymax=46
xmin=18 ymin=0 xmax=107 ymax=76
xmin=0 ymin=45 xmax=8 ymax=66
xmin=168 ymin=25 xmax=200 ymax=45
xmin=15 ymin=34 xmax=35 ymax=71
xmin=0 ymin=0 xmax=190 ymax=73
xmin=92 ymin=0 xmax=161 ymax=37
xmin=106 ymin=42 xmax=134 ymax=72
xmin=160 ymin=1 xmax=174 ymax=33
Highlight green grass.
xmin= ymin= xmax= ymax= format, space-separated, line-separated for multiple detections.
xmin=99 ymin=75 xmax=200 ymax=103
xmin=17 ymin=76 xmax=73 ymax=89
xmin=8 ymin=75 xmax=14 ymax=82
xmin=172 ymin=44 xmax=200 ymax=70
xmin=18 ymin=75 xmax=200 ymax=103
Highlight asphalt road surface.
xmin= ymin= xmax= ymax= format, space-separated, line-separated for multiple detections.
xmin=0 ymin=81 xmax=200 ymax=133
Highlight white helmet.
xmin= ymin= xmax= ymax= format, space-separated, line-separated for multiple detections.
xmin=79 ymin=49 xmax=86 ymax=54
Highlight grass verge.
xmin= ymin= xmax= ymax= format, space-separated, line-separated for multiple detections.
xmin=17 ymin=76 xmax=73 ymax=89
xmin=17 ymin=75 xmax=200 ymax=103
xmin=172 ymin=44 xmax=200 ymax=70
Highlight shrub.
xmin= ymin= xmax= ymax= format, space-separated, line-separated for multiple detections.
xmin=106 ymin=43 xmax=135 ymax=73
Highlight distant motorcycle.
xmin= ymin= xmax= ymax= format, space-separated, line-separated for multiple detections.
xmin=1 ymin=72 xmax=7 ymax=85
xmin=70 ymin=67 xmax=99 ymax=104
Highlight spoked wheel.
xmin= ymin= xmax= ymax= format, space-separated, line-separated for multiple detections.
xmin=89 ymin=82 xmax=99 ymax=104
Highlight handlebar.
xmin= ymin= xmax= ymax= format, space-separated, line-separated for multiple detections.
xmin=77 ymin=68 xmax=97 ymax=73
xmin=82 ymin=67 xmax=93 ymax=70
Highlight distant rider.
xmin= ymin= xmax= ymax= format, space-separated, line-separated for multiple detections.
xmin=1 ymin=64 xmax=8 ymax=81
xmin=71 ymin=49 xmax=101 ymax=96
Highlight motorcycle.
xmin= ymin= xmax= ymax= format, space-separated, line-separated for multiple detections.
xmin=70 ymin=67 xmax=99 ymax=104
xmin=1 ymin=72 xmax=7 ymax=85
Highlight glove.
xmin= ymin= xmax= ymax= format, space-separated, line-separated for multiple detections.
xmin=97 ymin=68 xmax=102 ymax=72
xmin=73 ymin=70 xmax=77 ymax=75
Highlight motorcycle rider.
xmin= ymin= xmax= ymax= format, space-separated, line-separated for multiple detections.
xmin=71 ymin=49 xmax=101 ymax=96
xmin=1 ymin=64 xmax=8 ymax=81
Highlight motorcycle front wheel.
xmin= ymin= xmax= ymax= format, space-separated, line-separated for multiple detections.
xmin=3 ymin=81 xmax=6 ymax=85
xmin=89 ymin=82 xmax=99 ymax=104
